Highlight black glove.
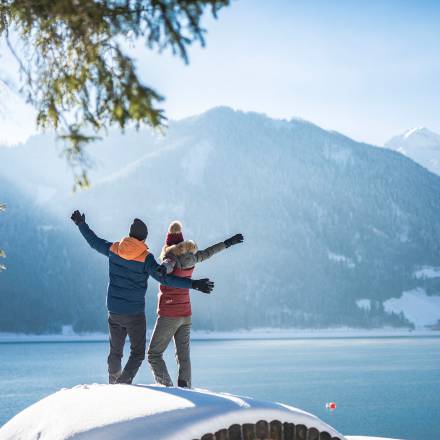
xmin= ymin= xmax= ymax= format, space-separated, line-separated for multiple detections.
xmin=192 ymin=278 xmax=214 ymax=294
xmin=224 ymin=233 xmax=244 ymax=248
xmin=155 ymin=265 xmax=167 ymax=278
xmin=71 ymin=210 xmax=85 ymax=225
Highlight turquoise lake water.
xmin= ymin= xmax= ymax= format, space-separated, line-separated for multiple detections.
xmin=0 ymin=336 xmax=439 ymax=439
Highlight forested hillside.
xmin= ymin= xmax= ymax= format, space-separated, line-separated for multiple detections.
xmin=2 ymin=108 xmax=440 ymax=332
xmin=0 ymin=176 xmax=107 ymax=332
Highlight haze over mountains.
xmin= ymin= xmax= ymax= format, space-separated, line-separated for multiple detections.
xmin=385 ymin=127 xmax=440 ymax=176
xmin=1 ymin=107 xmax=440 ymax=333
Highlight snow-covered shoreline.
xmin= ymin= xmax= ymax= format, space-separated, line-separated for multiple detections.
xmin=0 ymin=327 xmax=438 ymax=343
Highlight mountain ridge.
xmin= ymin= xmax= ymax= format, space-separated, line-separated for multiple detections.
xmin=2 ymin=108 xmax=440 ymax=332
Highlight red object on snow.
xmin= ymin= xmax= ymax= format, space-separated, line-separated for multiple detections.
xmin=326 ymin=402 xmax=337 ymax=410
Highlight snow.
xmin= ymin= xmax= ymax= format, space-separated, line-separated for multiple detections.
xmin=383 ymin=288 xmax=440 ymax=327
xmin=413 ymin=266 xmax=440 ymax=279
xmin=191 ymin=327 xmax=433 ymax=339
xmin=356 ymin=299 xmax=371 ymax=311
xmin=61 ymin=325 xmax=76 ymax=336
xmin=1 ymin=327 xmax=436 ymax=343
xmin=346 ymin=437 xmax=403 ymax=440
xmin=0 ymin=332 xmax=108 ymax=343
xmin=328 ymin=251 xmax=356 ymax=268
xmin=384 ymin=127 xmax=440 ymax=175
xmin=403 ymin=127 xmax=427 ymax=139
xmin=0 ymin=384 xmax=345 ymax=440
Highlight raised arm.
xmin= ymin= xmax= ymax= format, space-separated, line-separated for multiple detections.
xmin=145 ymin=254 xmax=214 ymax=293
xmin=71 ymin=210 xmax=112 ymax=257
xmin=195 ymin=233 xmax=244 ymax=263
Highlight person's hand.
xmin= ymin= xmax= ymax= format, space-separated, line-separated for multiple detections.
xmin=224 ymin=233 xmax=244 ymax=248
xmin=155 ymin=265 xmax=167 ymax=278
xmin=192 ymin=278 xmax=214 ymax=294
xmin=71 ymin=210 xmax=85 ymax=225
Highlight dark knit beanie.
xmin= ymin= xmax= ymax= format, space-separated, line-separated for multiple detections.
xmin=129 ymin=218 xmax=148 ymax=241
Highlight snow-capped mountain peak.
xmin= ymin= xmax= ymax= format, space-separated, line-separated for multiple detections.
xmin=403 ymin=126 xmax=427 ymax=138
xmin=401 ymin=126 xmax=440 ymax=144
xmin=384 ymin=127 xmax=440 ymax=175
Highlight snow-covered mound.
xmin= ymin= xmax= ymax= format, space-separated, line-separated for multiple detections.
xmin=0 ymin=384 xmax=344 ymax=440
xmin=384 ymin=127 xmax=440 ymax=175
xmin=0 ymin=384 xmax=405 ymax=440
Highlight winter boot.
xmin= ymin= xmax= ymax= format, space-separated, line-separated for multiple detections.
xmin=116 ymin=370 xmax=134 ymax=384
xmin=178 ymin=379 xmax=189 ymax=388
xmin=109 ymin=370 xmax=122 ymax=384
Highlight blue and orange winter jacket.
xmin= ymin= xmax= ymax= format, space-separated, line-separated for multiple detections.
xmin=78 ymin=222 xmax=192 ymax=315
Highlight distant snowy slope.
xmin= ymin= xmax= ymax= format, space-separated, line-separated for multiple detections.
xmin=384 ymin=127 xmax=440 ymax=175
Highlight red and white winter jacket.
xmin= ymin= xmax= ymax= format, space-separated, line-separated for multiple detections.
xmin=157 ymin=240 xmax=226 ymax=317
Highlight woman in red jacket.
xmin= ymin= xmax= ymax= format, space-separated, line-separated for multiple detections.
xmin=147 ymin=221 xmax=243 ymax=388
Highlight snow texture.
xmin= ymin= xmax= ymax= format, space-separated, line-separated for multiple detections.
xmin=383 ymin=288 xmax=440 ymax=327
xmin=328 ymin=251 xmax=355 ymax=268
xmin=0 ymin=327 xmax=436 ymax=343
xmin=413 ymin=266 xmax=440 ymax=280
xmin=346 ymin=437 xmax=404 ymax=440
xmin=356 ymin=299 xmax=371 ymax=311
xmin=0 ymin=384 xmax=345 ymax=440
xmin=385 ymin=127 xmax=440 ymax=175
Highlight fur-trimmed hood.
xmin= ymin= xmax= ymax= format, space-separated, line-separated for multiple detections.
xmin=160 ymin=240 xmax=198 ymax=261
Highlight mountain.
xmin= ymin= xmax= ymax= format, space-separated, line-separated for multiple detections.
xmin=0 ymin=128 xmax=159 ymax=206
xmin=384 ymin=127 xmax=440 ymax=175
xmin=0 ymin=175 xmax=108 ymax=333
xmin=2 ymin=107 xmax=440 ymax=332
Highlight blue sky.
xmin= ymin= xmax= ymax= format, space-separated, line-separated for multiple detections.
xmin=1 ymin=0 xmax=440 ymax=145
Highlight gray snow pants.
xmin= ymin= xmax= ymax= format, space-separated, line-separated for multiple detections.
xmin=147 ymin=316 xmax=192 ymax=388
xmin=107 ymin=312 xmax=146 ymax=384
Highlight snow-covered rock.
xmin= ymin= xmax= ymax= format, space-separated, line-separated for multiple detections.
xmin=0 ymin=384 xmax=405 ymax=440
xmin=384 ymin=127 xmax=440 ymax=175
xmin=0 ymin=384 xmax=344 ymax=440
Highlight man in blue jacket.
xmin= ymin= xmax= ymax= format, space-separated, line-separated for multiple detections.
xmin=71 ymin=210 xmax=214 ymax=384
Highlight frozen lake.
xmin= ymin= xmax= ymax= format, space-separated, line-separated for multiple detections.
xmin=0 ymin=336 xmax=439 ymax=439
